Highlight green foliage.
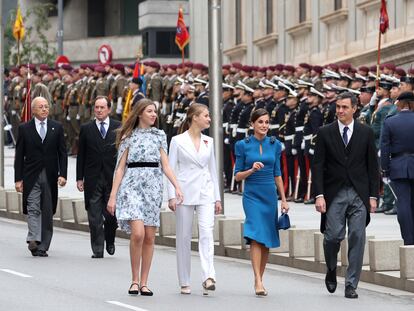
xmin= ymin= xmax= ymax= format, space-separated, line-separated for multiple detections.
xmin=4 ymin=3 xmax=57 ymax=67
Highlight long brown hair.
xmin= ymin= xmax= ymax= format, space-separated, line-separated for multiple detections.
xmin=179 ymin=103 xmax=208 ymax=134
xmin=116 ymin=99 xmax=158 ymax=148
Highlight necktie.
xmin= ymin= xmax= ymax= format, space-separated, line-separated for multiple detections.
xmin=100 ymin=121 xmax=106 ymax=138
xmin=342 ymin=126 xmax=349 ymax=146
xmin=40 ymin=121 xmax=46 ymax=142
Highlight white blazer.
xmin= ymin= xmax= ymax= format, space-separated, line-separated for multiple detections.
xmin=168 ymin=131 xmax=221 ymax=205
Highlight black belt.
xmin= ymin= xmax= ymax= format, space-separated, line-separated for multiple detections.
xmin=127 ymin=162 xmax=159 ymax=168
xmin=391 ymin=152 xmax=414 ymax=158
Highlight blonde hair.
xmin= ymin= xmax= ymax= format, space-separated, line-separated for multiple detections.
xmin=116 ymin=99 xmax=158 ymax=148
xmin=179 ymin=103 xmax=208 ymax=134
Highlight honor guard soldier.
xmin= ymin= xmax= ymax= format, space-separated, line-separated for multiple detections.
xmin=269 ymin=80 xmax=290 ymax=139
xmin=222 ymin=83 xmax=236 ymax=191
xmin=321 ymin=84 xmax=337 ymax=125
xmin=282 ymin=89 xmax=300 ymax=200
xmin=130 ymin=77 xmax=145 ymax=108
xmin=254 ymin=81 xmax=267 ymax=109
xmin=110 ymin=64 xmax=128 ymax=120
xmin=357 ymin=86 xmax=376 ymax=125
xmin=293 ymin=80 xmax=312 ymax=203
xmin=146 ymin=61 xmax=163 ymax=109
xmin=194 ymin=77 xmax=209 ymax=107
xmin=235 ymin=82 xmax=255 ymax=141
xmin=303 ymin=87 xmax=324 ymax=204
xmin=81 ymin=65 xmax=96 ymax=122
xmin=380 ymin=92 xmax=414 ymax=245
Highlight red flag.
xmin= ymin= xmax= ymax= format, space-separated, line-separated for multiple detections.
xmin=21 ymin=72 xmax=32 ymax=122
xmin=379 ymin=0 xmax=389 ymax=34
xmin=175 ymin=7 xmax=190 ymax=51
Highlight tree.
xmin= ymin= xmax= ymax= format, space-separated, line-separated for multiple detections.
xmin=4 ymin=3 xmax=57 ymax=67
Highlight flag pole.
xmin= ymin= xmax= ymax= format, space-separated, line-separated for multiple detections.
xmin=376 ymin=29 xmax=381 ymax=90
xmin=17 ymin=38 xmax=20 ymax=66
xmin=181 ymin=48 xmax=185 ymax=66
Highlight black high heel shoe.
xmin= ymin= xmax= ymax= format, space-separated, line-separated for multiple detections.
xmin=128 ymin=283 xmax=139 ymax=295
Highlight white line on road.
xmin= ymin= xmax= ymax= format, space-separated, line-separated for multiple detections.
xmin=0 ymin=269 xmax=32 ymax=278
xmin=106 ymin=301 xmax=149 ymax=311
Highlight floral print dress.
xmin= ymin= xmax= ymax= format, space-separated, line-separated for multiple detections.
xmin=115 ymin=127 xmax=167 ymax=233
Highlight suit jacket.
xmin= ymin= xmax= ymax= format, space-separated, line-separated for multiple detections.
xmin=76 ymin=118 xmax=121 ymax=209
xmin=312 ymin=121 xmax=379 ymax=232
xmin=14 ymin=118 xmax=68 ymax=214
xmin=380 ymin=111 xmax=414 ymax=180
xmin=168 ymin=131 xmax=221 ymax=205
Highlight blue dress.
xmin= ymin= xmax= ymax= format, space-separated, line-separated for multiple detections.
xmin=235 ymin=135 xmax=282 ymax=248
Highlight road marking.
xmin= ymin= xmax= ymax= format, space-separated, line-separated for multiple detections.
xmin=106 ymin=301 xmax=149 ymax=311
xmin=0 ymin=269 xmax=32 ymax=278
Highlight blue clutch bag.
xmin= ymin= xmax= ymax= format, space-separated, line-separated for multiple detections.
xmin=278 ymin=212 xmax=291 ymax=230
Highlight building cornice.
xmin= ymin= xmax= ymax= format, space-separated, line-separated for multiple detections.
xmin=320 ymin=8 xmax=349 ymax=24
xmin=252 ymin=33 xmax=279 ymax=48
xmin=223 ymin=44 xmax=248 ymax=58
xmin=356 ymin=0 xmax=381 ymax=11
xmin=286 ymin=21 xmax=312 ymax=37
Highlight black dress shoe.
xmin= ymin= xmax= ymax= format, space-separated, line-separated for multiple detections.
xmin=35 ymin=250 xmax=48 ymax=257
xmin=106 ymin=244 xmax=115 ymax=256
xmin=304 ymin=198 xmax=315 ymax=205
xmin=294 ymin=198 xmax=304 ymax=203
xmin=91 ymin=253 xmax=104 ymax=258
xmin=345 ymin=285 xmax=358 ymax=298
xmin=325 ymin=268 xmax=337 ymax=293
xmin=28 ymin=241 xmax=38 ymax=256
xmin=384 ymin=207 xmax=397 ymax=215
xmin=375 ymin=204 xmax=393 ymax=213
xmin=139 ymin=285 xmax=154 ymax=296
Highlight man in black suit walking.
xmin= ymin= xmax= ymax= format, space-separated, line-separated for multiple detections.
xmin=14 ymin=96 xmax=68 ymax=257
xmin=76 ymin=96 xmax=121 ymax=258
xmin=312 ymin=92 xmax=379 ymax=299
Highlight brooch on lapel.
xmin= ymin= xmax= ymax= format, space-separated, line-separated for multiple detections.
xmin=203 ymin=139 xmax=208 ymax=146
xmin=270 ymin=136 xmax=276 ymax=144
xmin=52 ymin=127 xmax=55 ymax=131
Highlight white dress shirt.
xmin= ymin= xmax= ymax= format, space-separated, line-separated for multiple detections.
xmin=34 ymin=117 xmax=47 ymax=138
xmin=95 ymin=117 xmax=110 ymax=135
xmin=338 ymin=119 xmax=354 ymax=145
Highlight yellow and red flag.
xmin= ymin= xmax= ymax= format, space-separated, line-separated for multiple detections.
xmin=175 ymin=7 xmax=190 ymax=51
xmin=379 ymin=0 xmax=389 ymax=34
xmin=13 ymin=5 xmax=25 ymax=41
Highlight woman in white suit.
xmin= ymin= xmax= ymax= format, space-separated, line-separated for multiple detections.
xmin=168 ymin=103 xmax=222 ymax=295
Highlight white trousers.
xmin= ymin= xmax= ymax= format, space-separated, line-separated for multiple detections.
xmin=176 ymin=204 xmax=216 ymax=286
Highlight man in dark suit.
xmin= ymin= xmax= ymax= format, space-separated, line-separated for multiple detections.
xmin=380 ymin=91 xmax=414 ymax=245
xmin=312 ymin=92 xmax=379 ymax=299
xmin=76 ymin=96 xmax=121 ymax=258
xmin=14 ymin=96 xmax=68 ymax=257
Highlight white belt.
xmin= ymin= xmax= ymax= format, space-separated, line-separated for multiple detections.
xmin=230 ymin=124 xmax=237 ymax=129
xmin=175 ymin=112 xmax=185 ymax=118
xmin=236 ymin=128 xmax=248 ymax=133
xmin=304 ymin=134 xmax=312 ymax=140
xmin=295 ymin=126 xmax=304 ymax=132
xmin=269 ymin=124 xmax=279 ymax=130
xmin=284 ymin=134 xmax=294 ymax=141
xmin=223 ymin=122 xmax=228 ymax=128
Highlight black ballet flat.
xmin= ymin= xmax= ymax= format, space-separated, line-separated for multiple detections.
xmin=128 ymin=283 xmax=139 ymax=295
xmin=140 ymin=285 xmax=154 ymax=296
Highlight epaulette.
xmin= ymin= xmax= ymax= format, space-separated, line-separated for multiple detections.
xmin=270 ymin=136 xmax=276 ymax=144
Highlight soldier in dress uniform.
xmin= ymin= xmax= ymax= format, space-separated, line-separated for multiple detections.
xmin=110 ymin=64 xmax=128 ymax=120
xmin=130 ymin=77 xmax=145 ymax=108
xmin=322 ymin=83 xmax=337 ymax=126
xmin=282 ymin=89 xmax=300 ymax=200
xmin=357 ymin=86 xmax=376 ymax=125
xmin=194 ymin=77 xmax=209 ymax=106
xmin=81 ymin=65 xmax=96 ymax=123
xmin=269 ymin=81 xmax=290 ymax=139
xmin=380 ymin=92 xmax=414 ymax=245
xmin=235 ymin=82 xmax=255 ymax=141
xmin=222 ymin=83 xmax=235 ymax=191
xmin=146 ymin=61 xmax=163 ymax=109
xmin=303 ymin=87 xmax=324 ymax=204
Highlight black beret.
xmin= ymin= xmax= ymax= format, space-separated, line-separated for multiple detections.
xmin=397 ymin=91 xmax=414 ymax=101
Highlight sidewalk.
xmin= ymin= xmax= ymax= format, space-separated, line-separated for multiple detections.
xmin=2 ymin=146 xmax=401 ymax=239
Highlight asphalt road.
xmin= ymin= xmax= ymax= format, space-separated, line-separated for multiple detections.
xmin=0 ymin=217 xmax=413 ymax=311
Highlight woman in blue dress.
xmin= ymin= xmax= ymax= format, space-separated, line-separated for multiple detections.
xmin=234 ymin=108 xmax=289 ymax=296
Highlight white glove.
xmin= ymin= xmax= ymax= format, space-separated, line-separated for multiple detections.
xmin=369 ymin=92 xmax=377 ymax=106
xmin=382 ymin=177 xmax=390 ymax=184
xmin=292 ymin=148 xmax=297 ymax=155
xmin=116 ymin=97 xmax=123 ymax=114
xmin=11 ymin=110 xmax=16 ymax=116
xmin=309 ymin=148 xmax=314 ymax=155
xmin=66 ymin=115 xmax=71 ymax=121
xmin=224 ymin=138 xmax=230 ymax=145
xmin=301 ymin=141 xmax=305 ymax=150
xmin=281 ymin=143 xmax=285 ymax=151
xmin=378 ymin=150 xmax=381 ymax=157
xmin=76 ymin=114 xmax=81 ymax=120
